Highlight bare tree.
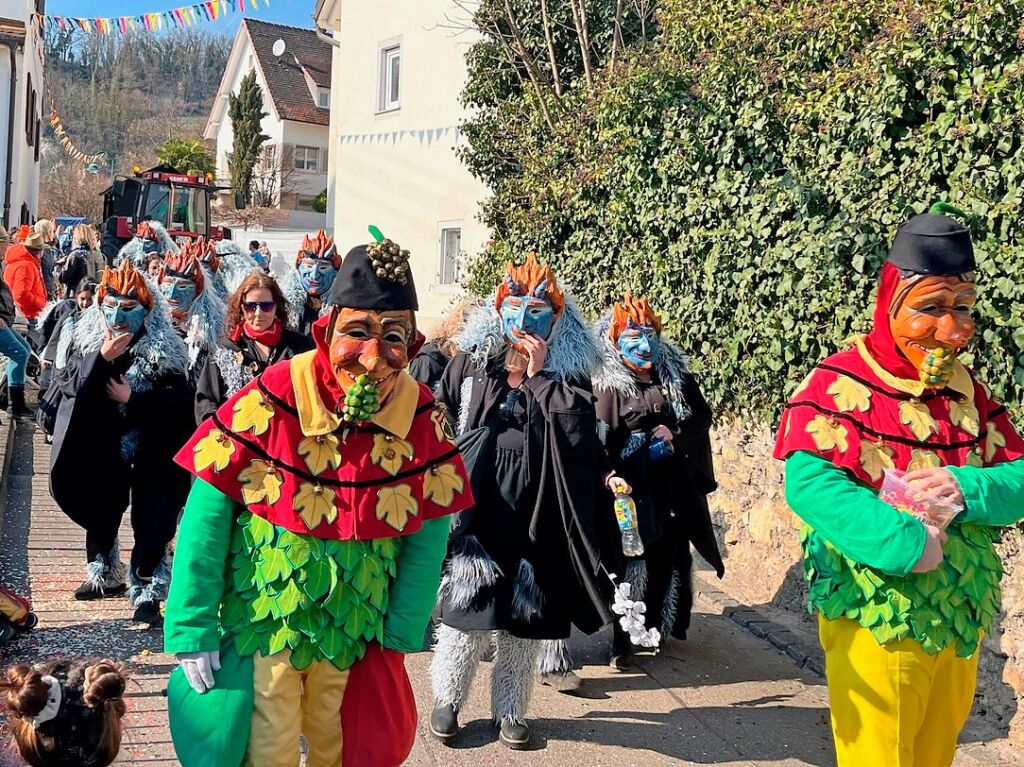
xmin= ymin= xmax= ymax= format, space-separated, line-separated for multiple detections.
xmin=567 ymin=0 xmax=594 ymax=88
xmin=249 ymin=145 xmax=301 ymax=209
xmin=215 ymin=204 xmax=288 ymax=232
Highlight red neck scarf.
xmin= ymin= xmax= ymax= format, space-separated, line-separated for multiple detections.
xmin=232 ymin=318 xmax=284 ymax=348
xmin=862 ymin=262 xmax=919 ymax=380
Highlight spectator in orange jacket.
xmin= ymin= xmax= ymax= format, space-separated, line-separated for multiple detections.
xmin=3 ymin=231 xmax=48 ymax=321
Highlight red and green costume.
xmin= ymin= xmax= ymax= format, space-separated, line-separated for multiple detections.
xmin=775 ymin=252 xmax=1024 ymax=765
xmin=164 ymin=314 xmax=472 ymax=767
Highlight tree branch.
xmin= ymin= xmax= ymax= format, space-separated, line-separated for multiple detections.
xmin=539 ymin=0 xmax=563 ymax=97
xmin=611 ymin=0 xmax=624 ymax=73
xmin=501 ymin=0 xmax=557 ymax=132
xmin=568 ymin=0 xmax=594 ymax=90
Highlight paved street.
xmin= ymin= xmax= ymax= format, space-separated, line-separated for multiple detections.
xmin=0 ymin=417 xmax=1019 ymax=766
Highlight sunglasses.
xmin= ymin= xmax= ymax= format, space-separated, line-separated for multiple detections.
xmin=243 ymin=301 xmax=276 ymax=313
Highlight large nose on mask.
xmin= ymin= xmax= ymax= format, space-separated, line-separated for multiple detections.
xmin=935 ymin=312 xmax=974 ymax=349
xmin=636 ymin=334 xmax=651 ymax=355
xmin=357 ymin=339 xmax=389 ymax=378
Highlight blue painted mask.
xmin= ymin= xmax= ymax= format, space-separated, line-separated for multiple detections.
xmin=101 ymin=297 xmax=148 ymax=335
xmin=499 ymin=296 xmax=555 ymax=348
xmin=297 ymin=256 xmax=338 ymax=297
xmin=160 ymin=275 xmax=197 ymax=313
xmin=141 ymin=238 xmax=161 ymax=255
xmin=617 ymin=323 xmax=660 ymax=372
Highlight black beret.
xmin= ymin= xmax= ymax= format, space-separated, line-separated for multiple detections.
xmin=327 ymin=244 xmax=418 ymax=312
xmin=886 ymin=213 xmax=976 ymax=275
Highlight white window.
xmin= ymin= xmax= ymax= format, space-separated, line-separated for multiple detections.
xmin=378 ymin=42 xmax=401 ymax=112
xmin=294 ymin=146 xmax=319 ymax=172
xmin=259 ymin=144 xmax=277 ymax=171
xmin=437 ymin=222 xmax=462 ymax=286
xmin=318 ymin=90 xmax=330 ymax=109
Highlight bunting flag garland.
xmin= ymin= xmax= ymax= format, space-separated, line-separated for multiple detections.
xmin=337 ymin=126 xmax=465 ymax=148
xmin=40 ymin=0 xmax=270 ymax=36
xmin=48 ymin=101 xmax=105 ymax=165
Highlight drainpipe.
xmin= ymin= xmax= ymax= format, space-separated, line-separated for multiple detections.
xmin=315 ymin=26 xmax=341 ymax=49
xmin=2 ymin=43 xmax=17 ymax=231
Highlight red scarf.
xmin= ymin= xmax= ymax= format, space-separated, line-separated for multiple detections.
xmin=231 ymin=318 xmax=283 ymax=347
xmin=862 ymin=262 xmax=919 ymax=380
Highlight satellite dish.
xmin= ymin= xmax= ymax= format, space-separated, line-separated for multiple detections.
xmin=272 ymin=39 xmax=286 ymax=58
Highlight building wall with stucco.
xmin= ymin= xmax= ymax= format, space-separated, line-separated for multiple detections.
xmin=315 ymin=0 xmax=490 ymax=333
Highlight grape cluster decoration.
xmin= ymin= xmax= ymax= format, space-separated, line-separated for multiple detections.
xmin=342 ymin=373 xmax=381 ymax=423
xmin=367 ymin=239 xmax=411 ymax=285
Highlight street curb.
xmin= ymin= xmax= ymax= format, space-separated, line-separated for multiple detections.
xmin=0 ymin=414 xmax=17 ymax=537
xmin=693 ymin=571 xmax=826 ymax=679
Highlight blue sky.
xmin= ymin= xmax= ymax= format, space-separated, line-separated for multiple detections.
xmin=46 ymin=0 xmax=317 ymax=32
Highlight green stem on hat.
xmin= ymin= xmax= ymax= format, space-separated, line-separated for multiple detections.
xmin=368 ymin=225 xmax=385 ymax=243
xmin=929 ymin=201 xmax=967 ymax=219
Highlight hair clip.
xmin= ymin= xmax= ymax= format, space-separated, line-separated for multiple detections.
xmin=29 ymin=676 xmax=62 ymax=729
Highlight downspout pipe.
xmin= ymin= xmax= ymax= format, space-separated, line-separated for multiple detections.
xmin=3 ymin=43 xmax=17 ymax=231
xmin=315 ymin=26 xmax=341 ymax=49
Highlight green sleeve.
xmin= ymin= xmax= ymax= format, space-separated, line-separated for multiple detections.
xmin=382 ymin=518 xmax=449 ymax=653
xmin=785 ymin=450 xmax=926 ymax=576
xmin=948 ymin=458 xmax=1024 ymax=527
xmin=164 ymin=479 xmax=238 ymax=654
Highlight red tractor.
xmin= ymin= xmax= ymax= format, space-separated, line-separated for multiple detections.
xmin=100 ymin=164 xmax=236 ymax=262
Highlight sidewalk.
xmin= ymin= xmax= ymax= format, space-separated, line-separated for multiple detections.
xmin=0 ymin=418 xmax=1019 ymax=766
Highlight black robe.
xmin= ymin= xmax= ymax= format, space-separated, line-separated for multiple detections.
xmin=596 ymin=372 xmax=723 ymax=638
xmin=435 ymin=351 xmax=616 ymax=639
xmin=50 ymin=337 xmax=195 ymax=572
xmin=194 ymin=329 xmax=312 ymax=424
xmin=408 ymin=340 xmax=448 ymax=394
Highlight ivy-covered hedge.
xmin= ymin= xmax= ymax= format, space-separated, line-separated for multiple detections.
xmin=461 ymin=0 xmax=1024 ymax=423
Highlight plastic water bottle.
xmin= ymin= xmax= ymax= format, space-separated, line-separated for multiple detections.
xmin=614 ymin=494 xmax=644 ymax=557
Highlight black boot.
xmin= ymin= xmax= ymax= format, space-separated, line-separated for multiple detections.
xmin=132 ymin=600 xmax=162 ymax=626
xmin=74 ymin=550 xmax=128 ymax=600
xmin=9 ymin=385 xmax=33 ymax=420
xmin=429 ymin=703 xmax=459 ymax=743
xmin=498 ymin=718 xmax=531 ymax=750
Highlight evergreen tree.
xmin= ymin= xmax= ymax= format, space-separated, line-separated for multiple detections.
xmin=227 ymin=71 xmax=269 ymax=205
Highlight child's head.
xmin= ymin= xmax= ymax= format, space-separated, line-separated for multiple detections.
xmin=0 ymin=658 xmax=128 ymax=767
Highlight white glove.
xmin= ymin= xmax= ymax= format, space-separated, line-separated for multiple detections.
xmin=178 ymin=651 xmax=221 ymax=695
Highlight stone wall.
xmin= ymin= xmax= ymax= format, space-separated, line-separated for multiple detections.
xmin=707 ymin=422 xmax=1024 ymax=745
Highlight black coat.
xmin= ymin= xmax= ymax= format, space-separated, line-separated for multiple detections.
xmin=0 ymin=274 xmax=16 ymax=326
xmin=408 ymin=340 xmax=448 ymax=394
xmin=436 ymin=352 xmax=615 ymax=639
xmin=195 ymin=329 xmax=312 ymax=424
xmin=55 ymin=248 xmax=89 ymax=297
xmin=49 ymin=340 xmax=195 ymax=531
xmin=40 ymin=300 xmax=77 ymax=363
xmin=596 ymin=374 xmax=724 ymax=578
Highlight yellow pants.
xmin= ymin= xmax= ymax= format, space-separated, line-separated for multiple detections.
xmin=242 ymin=650 xmax=350 ymax=767
xmin=819 ymin=616 xmax=979 ymax=767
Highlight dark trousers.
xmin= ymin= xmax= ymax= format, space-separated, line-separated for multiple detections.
xmin=613 ymin=536 xmax=695 ymax=650
xmin=84 ymin=462 xmax=188 ymax=579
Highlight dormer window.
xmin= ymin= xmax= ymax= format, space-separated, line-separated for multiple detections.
xmin=318 ymin=89 xmax=330 ymax=109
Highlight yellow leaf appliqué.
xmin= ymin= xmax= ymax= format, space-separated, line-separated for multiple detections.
xmin=193 ymin=428 xmax=235 ymax=473
xmin=791 ymin=371 xmax=815 ymax=399
xmin=238 ymin=459 xmax=284 ymax=505
xmin=375 ymin=484 xmax=419 ymax=532
xmin=231 ymin=388 xmax=275 ymax=436
xmin=293 ymin=483 xmax=338 ymax=530
xmin=907 ymin=450 xmax=942 ymax=472
xmin=297 ymin=435 xmax=342 ymax=476
xmin=899 ymin=400 xmax=938 ymax=442
xmin=827 ymin=375 xmax=872 ymax=413
xmin=431 ymin=405 xmax=456 ymax=444
xmin=859 ymin=441 xmax=895 ymax=482
xmin=949 ymin=399 xmax=980 ymax=437
xmin=966 ymin=449 xmax=984 ymax=468
xmin=805 ymin=415 xmax=849 ymax=453
xmin=985 ymin=421 xmax=1006 ymax=462
xmin=370 ymin=434 xmax=415 ymax=476
xmin=423 ymin=463 xmax=465 ymax=508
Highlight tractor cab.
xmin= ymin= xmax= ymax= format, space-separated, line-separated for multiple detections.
xmin=101 ymin=164 xmax=233 ymax=262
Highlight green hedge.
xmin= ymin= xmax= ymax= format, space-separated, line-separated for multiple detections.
xmin=461 ymin=0 xmax=1024 ymax=423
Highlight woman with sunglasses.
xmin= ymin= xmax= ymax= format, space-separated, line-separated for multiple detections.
xmin=194 ymin=273 xmax=312 ymax=424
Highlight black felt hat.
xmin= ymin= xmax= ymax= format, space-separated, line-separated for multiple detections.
xmin=327 ymin=227 xmax=418 ymax=311
xmin=886 ymin=203 xmax=976 ymax=275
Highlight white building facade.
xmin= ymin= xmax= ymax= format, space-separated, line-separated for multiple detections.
xmin=0 ymin=0 xmax=45 ymax=230
xmin=314 ymin=0 xmax=490 ymax=330
xmin=205 ymin=18 xmax=331 ymax=230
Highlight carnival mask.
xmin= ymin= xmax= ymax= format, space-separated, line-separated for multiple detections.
xmin=499 ymin=296 xmax=555 ymax=346
xmin=101 ymin=296 xmax=148 ymax=335
xmin=617 ymin=322 xmax=660 ymax=372
xmin=329 ymin=307 xmax=414 ymax=420
xmin=890 ymin=274 xmax=976 ymax=387
xmin=160 ymin=274 xmax=197 ymax=313
xmin=610 ymin=293 xmax=664 ymax=375
xmin=142 ymin=238 xmax=160 ymax=255
xmin=298 ymin=257 xmax=338 ymax=297
xmin=494 ymin=252 xmax=565 ymax=352
xmin=136 ymin=222 xmax=162 ymax=254
xmin=96 ymin=261 xmax=154 ymax=336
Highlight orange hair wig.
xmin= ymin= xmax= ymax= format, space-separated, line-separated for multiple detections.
xmin=493 ymin=252 xmax=565 ymax=316
xmin=135 ymin=221 xmax=159 ymax=243
xmin=609 ymin=292 xmax=663 ymax=342
xmin=295 ymin=229 xmax=341 ymax=268
xmin=97 ymin=260 xmax=154 ymax=309
xmin=162 ymin=239 xmax=207 ymax=295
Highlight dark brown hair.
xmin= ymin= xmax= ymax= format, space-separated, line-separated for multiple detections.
xmin=0 ymin=658 xmax=128 ymax=767
xmin=225 ymin=272 xmax=290 ymax=337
